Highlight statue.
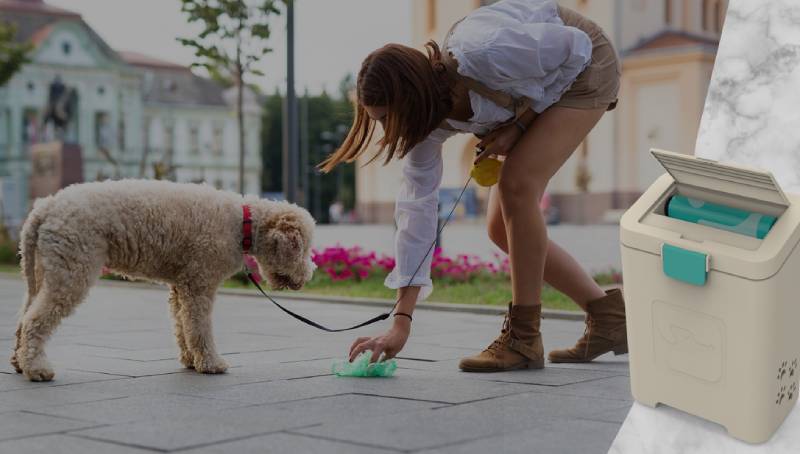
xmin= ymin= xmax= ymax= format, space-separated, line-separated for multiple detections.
xmin=42 ymin=75 xmax=78 ymax=142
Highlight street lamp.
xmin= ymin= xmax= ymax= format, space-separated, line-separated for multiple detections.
xmin=282 ymin=0 xmax=299 ymax=204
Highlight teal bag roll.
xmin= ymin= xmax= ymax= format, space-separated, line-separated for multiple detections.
xmin=666 ymin=195 xmax=777 ymax=239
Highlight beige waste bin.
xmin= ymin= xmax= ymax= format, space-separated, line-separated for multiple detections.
xmin=620 ymin=149 xmax=800 ymax=443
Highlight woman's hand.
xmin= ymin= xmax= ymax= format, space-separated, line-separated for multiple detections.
xmin=474 ymin=122 xmax=524 ymax=165
xmin=349 ymin=317 xmax=411 ymax=363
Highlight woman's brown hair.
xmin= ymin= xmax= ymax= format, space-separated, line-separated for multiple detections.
xmin=319 ymin=40 xmax=454 ymax=173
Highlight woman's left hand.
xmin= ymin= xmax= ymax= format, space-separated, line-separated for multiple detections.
xmin=474 ymin=122 xmax=524 ymax=165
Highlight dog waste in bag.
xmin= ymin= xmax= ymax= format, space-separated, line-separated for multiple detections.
xmin=332 ymin=351 xmax=397 ymax=377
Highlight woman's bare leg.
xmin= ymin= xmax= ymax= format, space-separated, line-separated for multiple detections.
xmin=458 ymin=106 xmax=609 ymax=372
xmin=497 ymin=106 xmax=606 ymax=308
xmin=486 ymin=187 xmax=605 ymax=311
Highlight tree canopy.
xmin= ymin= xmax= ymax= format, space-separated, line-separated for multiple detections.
xmin=0 ymin=22 xmax=31 ymax=87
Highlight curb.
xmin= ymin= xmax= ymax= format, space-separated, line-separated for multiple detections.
xmin=0 ymin=272 xmax=601 ymax=321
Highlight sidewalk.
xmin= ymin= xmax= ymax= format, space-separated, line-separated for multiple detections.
xmin=0 ymin=276 xmax=631 ymax=453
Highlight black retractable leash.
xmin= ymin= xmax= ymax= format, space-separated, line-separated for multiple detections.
xmin=245 ymin=175 xmax=474 ymax=332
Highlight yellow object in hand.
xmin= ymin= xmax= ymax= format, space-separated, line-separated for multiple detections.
xmin=470 ymin=157 xmax=502 ymax=187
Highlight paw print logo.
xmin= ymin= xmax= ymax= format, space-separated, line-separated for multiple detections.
xmin=778 ymin=361 xmax=788 ymax=380
xmin=789 ymin=382 xmax=798 ymax=401
xmin=777 ymin=385 xmax=787 ymax=405
xmin=790 ymin=359 xmax=798 ymax=378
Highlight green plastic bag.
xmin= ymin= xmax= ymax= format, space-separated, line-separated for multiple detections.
xmin=332 ymin=351 xmax=397 ymax=377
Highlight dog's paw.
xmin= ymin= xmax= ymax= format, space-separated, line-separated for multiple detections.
xmin=179 ymin=352 xmax=195 ymax=369
xmin=10 ymin=352 xmax=22 ymax=374
xmin=23 ymin=356 xmax=55 ymax=382
xmin=194 ymin=356 xmax=228 ymax=374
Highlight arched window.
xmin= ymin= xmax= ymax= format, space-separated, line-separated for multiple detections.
xmin=427 ymin=0 xmax=436 ymax=35
xmin=714 ymin=0 xmax=725 ymax=33
xmin=664 ymin=0 xmax=672 ymax=26
xmin=702 ymin=0 xmax=710 ymax=30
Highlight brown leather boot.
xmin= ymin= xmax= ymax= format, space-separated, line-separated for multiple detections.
xmin=459 ymin=303 xmax=544 ymax=372
xmin=548 ymin=288 xmax=628 ymax=363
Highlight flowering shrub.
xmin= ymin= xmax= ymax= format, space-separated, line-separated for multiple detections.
xmin=592 ymin=267 xmax=624 ymax=285
xmin=308 ymin=245 xmax=513 ymax=284
xmin=311 ymin=245 xmax=393 ymax=282
xmin=430 ymin=247 xmax=508 ymax=282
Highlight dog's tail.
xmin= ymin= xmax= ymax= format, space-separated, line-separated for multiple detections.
xmin=19 ymin=196 xmax=52 ymax=312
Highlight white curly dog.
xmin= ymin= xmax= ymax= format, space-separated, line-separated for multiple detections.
xmin=12 ymin=179 xmax=316 ymax=381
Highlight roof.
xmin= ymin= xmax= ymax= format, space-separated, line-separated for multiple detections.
xmin=626 ymin=30 xmax=719 ymax=56
xmin=0 ymin=0 xmax=123 ymax=65
xmin=1 ymin=0 xmax=229 ymax=108
xmin=0 ymin=0 xmax=80 ymax=42
xmin=0 ymin=0 xmax=79 ymax=18
xmin=118 ymin=51 xmax=186 ymax=71
xmin=137 ymin=63 xmax=229 ymax=107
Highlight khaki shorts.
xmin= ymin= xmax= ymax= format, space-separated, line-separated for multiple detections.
xmin=553 ymin=6 xmax=621 ymax=112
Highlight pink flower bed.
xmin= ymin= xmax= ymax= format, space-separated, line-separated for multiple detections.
xmin=310 ymin=245 xmax=508 ymax=283
xmin=311 ymin=245 xmax=394 ymax=282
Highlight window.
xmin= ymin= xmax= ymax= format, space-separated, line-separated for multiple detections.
xmin=189 ymin=125 xmax=199 ymax=155
xmin=664 ymin=0 xmax=672 ymax=25
xmin=427 ymin=0 xmax=436 ymax=34
xmin=0 ymin=108 xmax=8 ymax=157
xmin=212 ymin=125 xmax=223 ymax=156
xmin=715 ymin=0 xmax=724 ymax=33
xmin=94 ymin=112 xmax=111 ymax=150
xmin=22 ymin=109 xmax=40 ymax=145
xmin=62 ymin=41 xmax=71 ymax=55
xmin=702 ymin=0 xmax=708 ymax=30
xmin=118 ymin=116 xmax=126 ymax=151
xmin=164 ymin=124 xmax=174 ymax=158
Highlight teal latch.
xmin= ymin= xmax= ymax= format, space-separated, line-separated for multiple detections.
xmin=661 ymin=243 xmax=709 ymax=286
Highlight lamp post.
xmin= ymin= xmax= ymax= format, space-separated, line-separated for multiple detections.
xmin=282 ymin=0 xmax=299 ymax=203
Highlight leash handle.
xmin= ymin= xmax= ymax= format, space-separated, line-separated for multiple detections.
xmin=247 ymin=175 xmax=473 ymax=332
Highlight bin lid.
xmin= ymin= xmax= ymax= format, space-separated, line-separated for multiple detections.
xmin=651 ymin=149 xmax=790 ymax=207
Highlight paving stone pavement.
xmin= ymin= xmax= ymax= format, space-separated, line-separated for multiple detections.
xmin=0 ymin=275 xmax=632 ymax=453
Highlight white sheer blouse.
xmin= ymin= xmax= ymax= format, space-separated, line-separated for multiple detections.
xmin=383 ymin=0 xmax=592 ymax=300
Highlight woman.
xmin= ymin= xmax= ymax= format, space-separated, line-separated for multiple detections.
xmin=321 ymin=0 xmax=627 ymax=372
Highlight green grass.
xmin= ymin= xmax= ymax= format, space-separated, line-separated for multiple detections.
xmin=226 ymin=272 xmax=582 ymax=311
xmin=0 ymin=263 xmax=20 ymax=274
xmin=3 ymin=263 xmax=589 ymax=311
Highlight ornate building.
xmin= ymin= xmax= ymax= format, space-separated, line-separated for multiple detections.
xmin=355 ymin=0 xmax=727 ymax=224
xmin=0 ymin=0 xmax=262 ymax=232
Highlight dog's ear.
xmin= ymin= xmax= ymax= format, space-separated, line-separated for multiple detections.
xmin=263 ymin=215 xmax=305 ymax=263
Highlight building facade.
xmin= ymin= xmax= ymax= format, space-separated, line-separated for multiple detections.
xmin=0 ymin=0 xmax=261 ymax=232
xmin=356 ymin=0 xmax=727 ymax=224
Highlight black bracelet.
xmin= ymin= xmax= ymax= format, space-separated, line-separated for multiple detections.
xmin=394 ymin=312 xmax=413 ymax=322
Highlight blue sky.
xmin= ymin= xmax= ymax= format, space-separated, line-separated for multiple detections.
xmin=48 ymin=0 xmax=412 ymax=95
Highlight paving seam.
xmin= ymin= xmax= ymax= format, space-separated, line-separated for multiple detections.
xmin=163 ymin=424 xmax=322 ymax=453
xmin=67 ymin=432 xmax=175 ymax=453
xmin=0 ymin=423 xmax=111 ymax=444
xmin=347 ymin=392 xmax=454 ymax=406
xmin=474 ymin=373 xmax=630 ymax=389
xmin=282 ymin=429 xmax=409 ymax=453
xmin=0 ymin=376 xmax=133 ymax=393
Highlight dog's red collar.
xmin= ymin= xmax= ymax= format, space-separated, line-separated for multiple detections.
xmin=242 ymin=205 xmax=253 ymax=254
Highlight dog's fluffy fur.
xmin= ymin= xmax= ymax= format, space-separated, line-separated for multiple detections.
xmin=12 ymin=179 xmax=315 ymax=381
